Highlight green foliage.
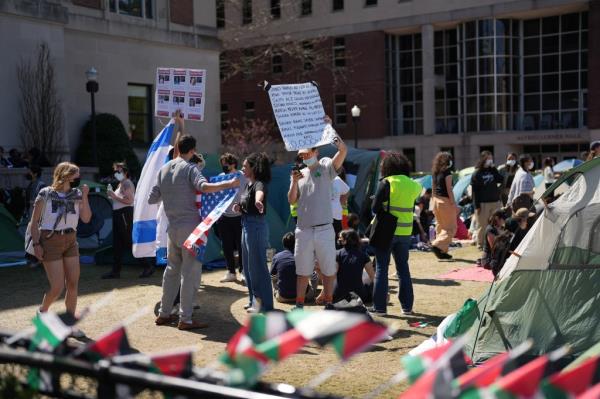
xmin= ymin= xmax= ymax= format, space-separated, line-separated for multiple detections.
xmin=75 ymin=113 xmax=141 ymax=178
xmin=0 ymin=374 xmax=35 ymax=399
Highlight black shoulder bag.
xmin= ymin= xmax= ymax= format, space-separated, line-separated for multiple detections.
xmin=366 ymin=193 xmax=398 ymax=251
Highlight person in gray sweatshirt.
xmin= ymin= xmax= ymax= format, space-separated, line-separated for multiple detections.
xmin=149 ymin=135 xmax=238 ymax=330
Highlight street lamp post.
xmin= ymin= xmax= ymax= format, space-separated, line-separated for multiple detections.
xmin=85 ymin=67 xmax=99 ymax=167
xmin=351 ymin=105 xmax=361 ymax=148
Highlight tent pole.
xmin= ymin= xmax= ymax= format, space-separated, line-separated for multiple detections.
xmin=470 ymin=277 xmax=496 ymax=363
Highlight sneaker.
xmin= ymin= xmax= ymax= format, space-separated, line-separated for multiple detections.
xmin=431 ymin=246 xmax=444 ymax=259
xmin=220 ymin=272 xmax=237 ymax=283
xmin=243 ymin=303 xmax=252 ymax=310
xmin=324 ymin=303 xmax=335 ymax=310
xmin=291 ymin=303 xmax=304 ymax=311
xmin=240 ymin=274 xmax=247 ymax=286
xmin=439 ymin=252 xmax=453 ymax=260
xmin=367 ymin=307 xmax=387 ymax=316
xmin=401 ymin=309 xmax=414 ymax=315
xmin=177 ymin=320 xmax=209 ymax=330
xmin=246 ymin=306 xmax=259 ymax=314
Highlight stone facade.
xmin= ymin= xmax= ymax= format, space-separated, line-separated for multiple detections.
xmin=0 ymin=0 xmax=220 ymax=164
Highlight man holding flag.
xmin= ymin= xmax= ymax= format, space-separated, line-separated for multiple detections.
xmin=148 ymin=135 xmax=238 ymax=330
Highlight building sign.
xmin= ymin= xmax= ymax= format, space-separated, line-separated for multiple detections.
xmin=516 ymin=132 xmax=585 ymax=142
xmin=267 ymin=82 xmax=336 ymax=151
xmin=155 ymin=67 xmax=206 ymax=121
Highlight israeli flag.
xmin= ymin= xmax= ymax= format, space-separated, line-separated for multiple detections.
xmin=132 ymin=120 xmax=175 ymax=258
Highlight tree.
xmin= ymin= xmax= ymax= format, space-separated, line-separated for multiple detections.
xmin=222 ymin=118 xmax=280 ymax=159
xmin=17 ymin=42 xmax=64 ymax=164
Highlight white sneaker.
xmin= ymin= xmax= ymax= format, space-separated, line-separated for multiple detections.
xmin=246 ymin=306 xmax=259 ymax=314
xmin=220 ymin=272 xmax=237 ymax=283
xmin=240 ymin=274 xmax=247 ymax=286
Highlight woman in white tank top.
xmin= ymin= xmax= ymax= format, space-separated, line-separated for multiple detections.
xmin=30 ymin=162 xmax=92 ymax=317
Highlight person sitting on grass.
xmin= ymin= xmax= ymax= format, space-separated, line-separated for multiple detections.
xmin=333 ymin=229 xmax=375 ymax=304
xmin=271 ymin=232 xmax=317 ymax=304
xmin=477 ymin=208 xmax=507 ymax=270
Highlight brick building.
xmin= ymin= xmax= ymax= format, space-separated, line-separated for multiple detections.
xmin=219 ymin=0 xmax=600 ymax=171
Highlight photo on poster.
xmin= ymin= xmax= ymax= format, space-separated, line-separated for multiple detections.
xmin=156 ymin=89 xmax=171 ymax=117
xmin=187 ymin=91 xmax=203 ymax=121
xmin=156 ymin=68 xmax=171 ymax=89
xmin=155 ymin=67 xmax=207 ymax=121
xmin=173 ymin=69 xmax=187 ymax=88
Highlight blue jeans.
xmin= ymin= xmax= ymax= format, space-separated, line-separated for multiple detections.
xmin=373 ymin=235 xmax=413 ymax=313
xmin=241 ymin=215 xmax=273 ymax=311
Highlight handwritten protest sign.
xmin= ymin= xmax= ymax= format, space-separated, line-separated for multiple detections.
xmin=268 ymin=82 xmax=337 ymax=151
xmin=155 ymin=68 xmax=206 ymax=121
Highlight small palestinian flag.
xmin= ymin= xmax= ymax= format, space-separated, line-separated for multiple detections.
xmin=400 ymin=342 xmax=470 ymax=399
xmin=246 ymin=312 xmax=290 ymax=344
xmin=27 ymin=312 xmax=76 ymax=393
xmin=456 ymin=352 xmax=512 ymax=391
xmin=409 ymin=322 xmax=429 ymax=328
xmin=577 ymin=382 xmax=600 ymax=399
xmin=220 ymin=325 xmax=254 ymax=367
xmin=253 ymin=329 xmax=308 ymax=362
xmin=149 ymin=350 xmax=194 ymax=378
xmin=539 ymin=355 xmax=600 ymax=398
xmin=81 ymin=326 xmax=132 ymax=362
xmin=287 ymin=309 xmax=368 ymax=345
xmin=401 ymin=341 xmax=456 ymax=383
xmin=463 ymin=348 xmax=567 ymax=399
xmin=330 ymin=320 xmax=389 ymax=360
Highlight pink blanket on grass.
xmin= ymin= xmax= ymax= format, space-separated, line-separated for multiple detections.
xmin=438 ymin=266 xmax=494 ymax=282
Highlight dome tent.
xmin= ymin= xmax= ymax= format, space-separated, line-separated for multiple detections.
xmin=464 ymin=157 xmax=600 ymax=364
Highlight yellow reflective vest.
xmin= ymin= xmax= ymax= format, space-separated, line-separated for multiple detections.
xmin=290 ymin=203 xmax=298 ymax=218
xmin=383 ymin=175 xmax=422 ymax=236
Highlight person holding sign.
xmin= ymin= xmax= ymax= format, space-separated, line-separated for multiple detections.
xmin=287 ymin=116 xmax=347 ymax=310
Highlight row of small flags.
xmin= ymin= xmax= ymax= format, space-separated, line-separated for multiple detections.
xmin=7 ymin=302 xmax=600 ymax=398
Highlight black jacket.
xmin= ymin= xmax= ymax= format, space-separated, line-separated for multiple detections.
xmin=471 ymin=167 xmax=503 ymax=209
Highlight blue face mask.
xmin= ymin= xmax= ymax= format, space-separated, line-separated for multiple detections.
xmin=303 ymin=155 xmax=317 ymax=167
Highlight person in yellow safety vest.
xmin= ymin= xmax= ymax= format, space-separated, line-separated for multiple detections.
xmin=368 ymin=151 xmax=422 ymax=316
xmin=290 ymin=202 xmax=298 ymax=224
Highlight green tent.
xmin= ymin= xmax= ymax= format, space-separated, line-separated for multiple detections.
xmin=0 ymin=204 xmax=22 ymax=253
xmin=464 ymin=157 xmax=600 ymax=364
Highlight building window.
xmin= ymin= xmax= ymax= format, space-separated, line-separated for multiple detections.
xmin=385 ymin=33 xmax=423 ymax=135
xmin=333 ymin=37 xmax=346 ymax=68
xmin=244 ymin=101 xmax=256 ymax=120
xmin=221 ymin=104 xmax=229 ymax=130
xmin=109 ymin=0 xmax=153 ymax=19
xmin=272 ymin=53 xmax=283 ymax=73
xmin=460 ymin=18 xmax=519 ymax=133
xmin=271 ymin=0 xmax=281 ymax=19
xmin=521 ymin=12 xmax=588 ymax=130
xmin=434 ymin=29 xmax=460 ymax=134
xmin=479 ymin=145 xmax=494 ymax=155
xmin=303 ymin=41 xmax=314 ymax=71
xmin=332 ymin=0 xmax=344 ymax=11
xmin=128 ymin=84 xmax=153 ymax=144
xmin=242 ymin=49 xmax=254 ymax=79
xmin=365 ymin=0 xmax=378 ymax=6
xmin=216 ymin=0 xmax=225 ymax=28
xmin=334 ymin=94 xmax=347 ymax=125
xmin=301 ymin=0 xmax=312 ymax=16
xmin=402 ymin=148 xmax=416 ymax=172
xmin=242 ymin=0 xmax=252 ymax=25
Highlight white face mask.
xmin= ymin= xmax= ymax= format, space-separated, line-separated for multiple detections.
xmin=303 ymin=155 xmax=317 ymax=167
xmin=485 ymin=159 xmax=494 ymax=168
xmin=506 ymin=159 xmax=516 ymax=167
xmin=447 ymin=160 xmax=453 ymax=169
xmin=114 ymin=172 xmax=125 ymax=181
xmin=528 ymin=162 xmax=535 ymax=170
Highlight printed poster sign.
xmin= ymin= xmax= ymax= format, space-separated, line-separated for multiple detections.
xmin=268 ymin=82 xmax=337 ymax=151
xmin=154 ymin=67 xmax=206 ymax=121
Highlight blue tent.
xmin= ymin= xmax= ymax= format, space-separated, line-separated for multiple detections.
xmin=453 ymin=174 xmax=472 ymax=200
xmin=553 ymin=158 xmax=583 ymax=173
xmin=413 ymin=175 xmax=432 ymax=190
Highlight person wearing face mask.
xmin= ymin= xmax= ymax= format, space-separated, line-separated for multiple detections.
xmin=288 ymin=115 xmax=347 ymax=310
xmin=30 ymin=162 xmax=91 ymax=317
xmin=103 ymin=162 xmax=152 ymax=279
xmin=216 ymin=153 xmax=246 ymax=284
xmin=470 ymin=151 xmax=503 ymax=250
xmin=499 ymin=153 xmax=519 ymax=205
xmin=430 ymin=152 xmax=457 ymax=260
xmin=507 ymin=154 xmax=535 ymax=208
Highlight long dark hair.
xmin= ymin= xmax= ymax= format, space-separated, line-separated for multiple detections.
xmin=246 ymin=152 xmax=271 ymax=183
xmin=476 ymin=151 xmax=492 ymax=170
xmin=381 ymin=151 xmax=411 ymax=177
xmin=340 ymin=229 xmax=360 ymax=250
xmin=432 ymin=152 xmax=452 ymax=175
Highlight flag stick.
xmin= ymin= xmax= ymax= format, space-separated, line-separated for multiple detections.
xmin=5 ymin=327 xmax=35 ymax=346
xmin=112 ymin=345 xmax=199 ymax=365
xmin=122 ymin=305 xmax=151 ymax=327
xmin=306 ymin=362 xmax=346 ymax=389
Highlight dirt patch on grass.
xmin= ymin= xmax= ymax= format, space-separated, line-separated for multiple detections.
xmin=0 ymin=245 xmax=488 ymax=398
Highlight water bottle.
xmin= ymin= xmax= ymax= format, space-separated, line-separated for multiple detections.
xmin=107 ymin=183 xmax=113 ymax=193
xmin=428 ymin=225 xmax=436 ymax=241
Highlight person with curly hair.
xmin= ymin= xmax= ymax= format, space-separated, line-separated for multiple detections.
xmin=234 ymin=152 xmax=273 ymax=313
xmin=430 ymin=152 xmax=457 ymax=260
xmin=369 ymin=151 xmax=422 ymax=315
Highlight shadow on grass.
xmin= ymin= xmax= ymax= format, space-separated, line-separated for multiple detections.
xmin=412 ymin=278 xmax=460 ymax=287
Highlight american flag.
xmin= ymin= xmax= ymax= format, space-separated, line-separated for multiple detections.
xmin=183 ymin=172 xmax=240 ymax=261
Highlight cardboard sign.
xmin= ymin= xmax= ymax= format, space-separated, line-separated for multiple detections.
xmin=268 ymin=82 xmax=337 ymax=151
xmin=154 ymin=68 xmax=206 ymax=121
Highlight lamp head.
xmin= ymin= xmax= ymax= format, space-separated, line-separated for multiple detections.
xmin=86 ymin=67 xmax=98 ymax=82
xmin=351 ymin=105 xmax=361 ymax=118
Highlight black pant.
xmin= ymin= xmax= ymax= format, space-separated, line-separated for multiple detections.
xmin=113 ymin=207 xmax=134 ymax=272
xmin=216 ymin=215 xmax=243 ymax=274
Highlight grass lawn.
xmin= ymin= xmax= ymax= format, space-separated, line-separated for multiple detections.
xmin=0 ymin=245 xmax=487 ymax=398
